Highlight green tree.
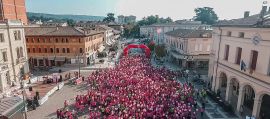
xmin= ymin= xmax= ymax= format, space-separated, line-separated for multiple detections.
xmin=155 ymin=45 xmax=166 ymax=58
xmin=103 ymin=13 xmax=115 ymax=23
xmin=194 ymin=7 xmax=218 ymax=25
xmin=147 ymin=41 xmax=155 ymax=51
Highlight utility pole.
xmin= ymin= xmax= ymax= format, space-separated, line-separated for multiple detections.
xmin=78 ymin=53 xmax=81 ymax=77
xmin=20 ymin=66 xmax=27 ymax=119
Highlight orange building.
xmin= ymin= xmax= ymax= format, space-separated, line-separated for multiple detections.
xmin=0 ymin=0 xmax=28 ymax=24
xmin=24 ymin=27 xmax=104 ymax=68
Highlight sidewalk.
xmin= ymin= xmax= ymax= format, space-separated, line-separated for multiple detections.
xmin=151 ymin=59 xmax=239 ymax=119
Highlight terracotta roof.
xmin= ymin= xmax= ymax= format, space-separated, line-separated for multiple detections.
xmin=214 ymin=13 xmax=270 ymax=27
xmin=165 ymin=29 xmax=212 ymax=38
xmin=25 ymin=27 xmax=85 ymax=36
xmin=25 ymin=26 xmax=105 ymax=37
xmin=98 ymin=25 xmax=114 ymax=30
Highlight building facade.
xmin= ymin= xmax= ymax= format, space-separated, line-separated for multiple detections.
xmin=25 ymin=27 xmax=104 ymax=68
xmin=165 ymin=29 xmax=212 ymax=72
xmin=140 ymin=21 xmax=212 ymax=44
xmin=0 ymin=20 xmax=29 ymax=93
xmin=0 ymin=0 xmax=28 ymax=25
xmin=99 ymin=25 xmax=115 ymax=46
xmin=209 ymin=8 xmax=270 ymax=119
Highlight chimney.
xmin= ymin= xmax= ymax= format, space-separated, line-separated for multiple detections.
xmin=244 ymin=11 xmax=250 ymax=18
xmin=260 ymin=6 xmax=267 ymax=18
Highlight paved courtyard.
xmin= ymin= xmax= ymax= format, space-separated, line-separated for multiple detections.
xmin=27 ymin=82 xmax=90 ymax=119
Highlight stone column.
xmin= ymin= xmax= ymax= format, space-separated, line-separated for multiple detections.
xmin=48 ymin=59 xmax=51 ymax=67
xmin=225 ymin=81 xmax=232 ymax=102
xmin=252 ymin=94 xmax=262 ymax=118
xmin=236 ymin=86 xmax=244 ymax=113
xmin=43 ymin=59 xmax=46 ymax=66
xmin=36 ymin=59 xmax=39 ymax=67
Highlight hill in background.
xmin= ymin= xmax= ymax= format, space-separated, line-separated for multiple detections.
xmin=27 ymin=12 xmax=105 ymax=22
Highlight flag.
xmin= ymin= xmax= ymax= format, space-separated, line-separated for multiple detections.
xmin=240 ymin=60 xmax=246 ymax=72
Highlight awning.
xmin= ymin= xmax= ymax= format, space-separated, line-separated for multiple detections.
xmin=55 ymin=57 xmax=66 ymax=61
xmin=98 ymin=45 xmax=105 ymax=52
xmin=33 ymin=57 xmax=44 ymax=60
xmin=0 ymin=97 xmax=24 ymax=119
xmin=48 ymin=56 xmax=55 ymax=60
xmin=171 ymin=52 xmax=184 ymax=59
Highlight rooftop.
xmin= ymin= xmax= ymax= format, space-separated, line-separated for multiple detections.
xmin=165 ymin=29 xmax=212 ymax=38
xmin=215 ymin=6 xmax=270 ymax=27
xmin=25 ymin=26 xmax=104 ymax=36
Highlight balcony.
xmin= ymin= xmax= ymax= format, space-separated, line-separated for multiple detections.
xmin=0 ymin=63 xmax=8 ymax=71
xmin=16 ymin=57 xmax=26 ymax=64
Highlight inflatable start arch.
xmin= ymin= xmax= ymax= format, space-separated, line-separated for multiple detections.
xmin=123 ymin=44 xmax=151 ymax=58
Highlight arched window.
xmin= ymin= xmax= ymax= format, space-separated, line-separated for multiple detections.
xmin=50 ymin=48 xmax=54 ymax=53
xmin=62 ymin=48 xmax=66 ymax=53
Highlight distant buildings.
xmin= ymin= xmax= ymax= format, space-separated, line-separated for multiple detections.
xmin=0 ymin=20 xmax=30 ymax=93
xmin=140 ymin=21 xmax=212 ymax=44
xmin=117 ymin=15 xmax=136 ymax=24
xmin=25 ymin=26 xmax=104 ymax=67
xmin=0 ymin=0 xmax=28 ymax=25
xmin=209 ymin=6 xmax=270 ymax=119
xmin=165 ymin=29 xmax=212 ymax=71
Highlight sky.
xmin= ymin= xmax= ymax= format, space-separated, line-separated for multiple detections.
xmin=26 ymin=0 xmax=268 ymax=20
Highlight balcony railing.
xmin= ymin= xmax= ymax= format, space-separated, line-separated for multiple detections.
xmin=16 ymin=57 xmax=26 ymax=64
xmin=0 ymin=64 xmax=8 ymax=71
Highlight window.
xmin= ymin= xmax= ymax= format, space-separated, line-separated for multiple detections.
xmin=66 ymin=38 xmax=69 ymax=43
xmin=62 ymin=38 xmax=65 ymax=43
xmin=227 ymin=31 xmax=232 ymax=37
xmin=37 ymin=38 xmax=40 ymax=43
xmin=2 ymin=51 xmax=7 ymax=62
xmin=207 ymin=45 xmax=211 ymax=51
xmin=27 ymin=48 xmax=30 ymax=53
xmin=43 ymin=38 xmax=46 ymax=43
xmin=195 ymin=44 xmax=198 ymax=51
xmin=26 ymin=38 xmax=29 ymax=43
xmin=239 ymin=32 xmax=245 ymax=38
xmin=79 ymin=38 xmax=81 ymax=43
xmin=16 ymin=48 xmax=20 ymax=59
xmin=56 ymin=48 xmax=59 ymax=53
xmin=33 ymin=48 xmax=35 ymax=53
xmin=199 ymin=44 xmax=203 ymax=51
xmin=235 ymin=47 xmax=242 ymax=65
xmin=56 ymin=38 xmax=58 ymax=43
xmin=250 ymin=50 xmax=258 ymax=70
xmin=67 ymin=48 xmax=70 ymax=53
xmin=0 ymin=33 xmax=4 ymax=42
xmin=80 ymin=48 xmax=83 ymax=53
xmin=39 ymin=48 xmax=42 ymax=53
xmin=20 ymin=47 xmax=23 ymax=57
xmin=62 ymin=48 xmax=66 ymax=53
xmin=32 ymin=38 xmax=34 ymax=43
xmin=224 ymin=45 xmax=230 ymax=61
xmin=44 ymin=48 xmax=48 ymax=53
xmin=50 ymin=48 xmax=54 ymax=53
xmin=14 ymin=30 xmax=21 ymax=40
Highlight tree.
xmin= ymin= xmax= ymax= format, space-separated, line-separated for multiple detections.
xmin=147 ymin=41 xmax=155 ymax=51
xmin=155 ymin=45 xmax=166 ymax=58
xmin=194 ymin=7 xmax=218 ymax=25
xmin=103 ymin=13 xmax=115 ymax=23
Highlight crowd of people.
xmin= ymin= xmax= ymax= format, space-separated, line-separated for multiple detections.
xmin=57 ymin=55 xmax=201 ymax=119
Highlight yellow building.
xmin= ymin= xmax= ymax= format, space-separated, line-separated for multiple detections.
xmin=25 ymin=26 xmax=104 ymax=67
